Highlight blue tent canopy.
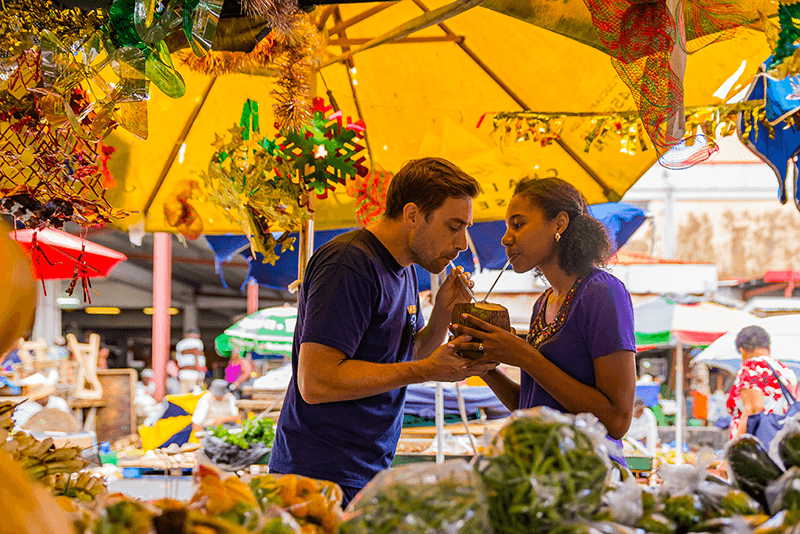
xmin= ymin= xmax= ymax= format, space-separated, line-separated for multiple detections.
xmin=205 ymin=202 xmax=647 ymax=291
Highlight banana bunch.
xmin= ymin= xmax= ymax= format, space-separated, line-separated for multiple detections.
xmin=47 ymin=471 xmax=106 ymax=502
xmin=0 ymin=400 xmax=16 ymax=442
xmin=250 ymin=474 xmax=343 ymax=534
xmin=2 ymin=431 xmax=87 ymax=481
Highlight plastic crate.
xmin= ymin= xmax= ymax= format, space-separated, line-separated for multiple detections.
xmin=625 ymin=456 xmax=653 ymax=472
xmin=635 ymin=384 xmax=659 ymax=407
xmin=122 ymin=467 xmax=142 ymax=478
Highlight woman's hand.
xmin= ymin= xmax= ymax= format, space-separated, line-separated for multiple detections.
xmin=449 ymin=313 xmax=529 ymax=368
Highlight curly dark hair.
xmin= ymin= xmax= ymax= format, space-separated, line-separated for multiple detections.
xmin=384 ymin=157 xmax=481 ymax=220
xmin=513 ymin=177 xmax=611 ymax=276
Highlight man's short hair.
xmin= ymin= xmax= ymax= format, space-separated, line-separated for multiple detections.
xmin=633 ymin=397 xmax=646 ymax=408
xmin=735 ymin=325 xmax=770 ymax=352
xmin=383 ymin=157 xmax=481 ymax=220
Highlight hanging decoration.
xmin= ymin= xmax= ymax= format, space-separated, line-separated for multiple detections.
xmin=0 ymin=50 xmax=125 ymax=229
xmin=762 ymin=2 xmax=800 ymax=79
xmin=163 ymin=180 xmax=205 ymax=240
xmin=581 ymin=0 xmax=757 ymax=162
xmin=737 ymin=61 xmax=800 ymax=211
xmin=200 ymin=99 xmax=310 ymax=265
xmin=483 ymin=102 xmax=758 ymax=158
xmin=346 ymin=164 xmax=392 ymax=228
xmin=274 ymin=97 xmax=368 ymax=196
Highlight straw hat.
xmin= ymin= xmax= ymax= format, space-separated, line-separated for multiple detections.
xmin=22 ymin=384 xmax=57 ymax=403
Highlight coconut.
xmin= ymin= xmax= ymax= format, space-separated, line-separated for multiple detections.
xmin=451 ymin=302 xmax=511 ymax=359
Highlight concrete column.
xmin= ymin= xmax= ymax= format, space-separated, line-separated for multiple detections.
xmin=183 ymin=300 xmax=199 ymax=335
xmin=152 ymin=233 xmax=172 ymax=401
xmin=31 ymin=280 xmax=61 ymax=345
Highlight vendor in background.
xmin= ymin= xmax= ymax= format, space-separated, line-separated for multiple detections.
xmin=269 ymin=157 xmax=496 ymax=508
xmin=625 ymin=398 xmax=659 ymax=456
xmin=176 ymin=329 xmax=207 ymax=393
xmin=726 ymin=325 xmax=798 ymax=440
xmin=191 ymin=379 xmax=239 ymax=431
xmin=13 ymin=386 xmax=71 ymax=427
xmin=452 ymin=177 xmax=636 ymax=465
xmin=225 ymin=347 xmax=255 ymax=398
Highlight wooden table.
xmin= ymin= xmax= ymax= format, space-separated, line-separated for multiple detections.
xmin=69 ymin=398 xmax=106 ymax=433
xmin=237 ymin=389 xmax=286 ymax=420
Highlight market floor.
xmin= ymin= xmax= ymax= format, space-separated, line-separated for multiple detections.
xmin=107 ymin=476 xmax=194 ymax=501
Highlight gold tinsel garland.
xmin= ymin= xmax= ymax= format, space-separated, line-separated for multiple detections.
xmin=176 ymin=11 xmax=323 ymax=133
xmin=485 ymin=101 xmax=764 ymax=156
xmin=0 ymin=0 xmax=107 ymax=56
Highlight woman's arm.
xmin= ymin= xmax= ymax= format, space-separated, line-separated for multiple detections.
xmin=733 ymin=387 xmax=765 ymax=438
xmin=481 ymin=368 xmax=521 ymax=412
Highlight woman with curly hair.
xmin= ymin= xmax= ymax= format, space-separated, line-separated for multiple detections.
xmin=451 ymin=177 xmax=636 ymax=460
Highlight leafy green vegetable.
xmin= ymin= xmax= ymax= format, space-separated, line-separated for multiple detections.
xmin=211 ymin=425 xmax=251 ymax=450
xmin=210 ymin=416 xmax=275 ymax=451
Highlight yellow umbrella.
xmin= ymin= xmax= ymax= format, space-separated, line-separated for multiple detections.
xmin=103 ymin=0 xmax=772 ymax=235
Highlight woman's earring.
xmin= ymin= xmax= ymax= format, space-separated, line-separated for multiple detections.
xmin=554 ymin=232 xmax=561 ymax=242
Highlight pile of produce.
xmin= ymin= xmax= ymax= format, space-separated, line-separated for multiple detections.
xmin=250 ymin=473 xmax=343 ymax=533
xmin=339 ymin=460 xmax=489 ymax=534
xmin=475 ymin=407 xmax=611 ymax=533
xmin=55 ymin=466 xmax=344 ymax=534
xmin=203 ymin=416 xmax=276 ymax=470
xmin=212 ymin=416 xmax=276 ymax=450
xmin=0 ymin=400 xmax=106 ymax=501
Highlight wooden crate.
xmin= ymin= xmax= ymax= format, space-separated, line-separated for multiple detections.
xmin=95 ymin=369 xmax=136 ymax=443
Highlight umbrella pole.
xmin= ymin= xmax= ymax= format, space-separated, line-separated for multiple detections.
xmin=152 ymin=233 xmax=172 ymax=401
xmin=675 ymin=342 xmax=684 ymax=464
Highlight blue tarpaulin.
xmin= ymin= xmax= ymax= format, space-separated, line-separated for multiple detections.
xmin=205 ymin=202 xmax=647 ymax=291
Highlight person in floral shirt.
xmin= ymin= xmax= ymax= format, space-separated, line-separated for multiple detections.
xmin=726 ymin=325 xmax=799 ymax=440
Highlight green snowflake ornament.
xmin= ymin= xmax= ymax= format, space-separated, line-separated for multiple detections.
xmin=275 ymin=97 xmax=368 ymax=197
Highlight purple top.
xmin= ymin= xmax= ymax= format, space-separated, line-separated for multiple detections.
xmin=520 ymin=268 xmax=635 ymax=465
xmin=270 ymin=229 xmax=424 ymax=487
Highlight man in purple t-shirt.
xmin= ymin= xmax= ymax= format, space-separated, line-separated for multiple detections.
xmin=269 ymin=158 xmax=497 ymax=507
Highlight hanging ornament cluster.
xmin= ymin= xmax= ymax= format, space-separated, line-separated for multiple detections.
xmin=200 ymin=99 xmax=310 ymax=265
xmin=0 ymin=49 xmax=125 ymax=229
xmin=346 ymin=164 xmax=392 ymax=228
xmin=274 ymin=97 xmax=368 ymax=196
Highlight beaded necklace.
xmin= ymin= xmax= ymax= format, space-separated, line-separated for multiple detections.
xmin=526 ymin=275 xmax=585 ymax=349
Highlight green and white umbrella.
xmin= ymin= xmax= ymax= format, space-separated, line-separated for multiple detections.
xmin=216 ymin=306 xmax=297 ymax=359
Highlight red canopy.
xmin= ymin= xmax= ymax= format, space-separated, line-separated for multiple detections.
xmin=9 ymin=228 xmax=127 ymax=280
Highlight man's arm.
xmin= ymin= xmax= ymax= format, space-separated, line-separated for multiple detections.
xmin=297 ymin=341 xmax=496 ymax=404
xmin=413 ymin=268 xmax=474 ymax=361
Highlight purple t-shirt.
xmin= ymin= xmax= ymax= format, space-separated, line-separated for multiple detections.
xmin=520 ymin=268 xmax=635 ymax=411
xmin=269 ymin=229 xmax=424 ymax=487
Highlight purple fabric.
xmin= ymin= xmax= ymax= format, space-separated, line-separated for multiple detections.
xmin=519 ymin=269 xmax=635 ymax=465
xmin=270 ymin=230 xmax=424 ymax=487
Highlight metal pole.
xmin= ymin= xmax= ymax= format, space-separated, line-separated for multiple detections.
xmin=430 ymin=272 xmax=445 ymax=464
xmin=297 ymin=190 xmax=316 ymax=283
xmin=247 ymin=280 xmax=259 ymax=315
xmin=153 ymin=233 xmax=172 ymax=401
xmin=675 ymin=342 xmax=684 ymax=464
